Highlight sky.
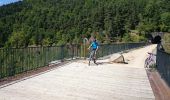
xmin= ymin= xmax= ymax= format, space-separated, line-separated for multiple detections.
xmin=0 ymin=0 xmax=22 ymax=6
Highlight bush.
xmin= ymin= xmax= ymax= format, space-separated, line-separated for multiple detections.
xmin=122 ymin=33 xmax=147 ymax=42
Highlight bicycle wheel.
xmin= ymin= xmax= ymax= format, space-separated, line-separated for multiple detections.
xmin=89 ymin=50 xmax=95 ymax=66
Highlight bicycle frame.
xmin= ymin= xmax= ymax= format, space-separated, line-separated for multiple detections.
xmin=88 ymin=49 xmax=97 ymax=66
xmin=145 ymin=52 xmax=156 ymax=68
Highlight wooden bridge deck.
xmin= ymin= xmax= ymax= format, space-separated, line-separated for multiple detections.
xmin=0 ymin=45 xmax=156 ymax=100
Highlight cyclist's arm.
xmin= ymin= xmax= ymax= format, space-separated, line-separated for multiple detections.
xmin=96 ymin=46 xmax=99 ymax=51
xmin=96 ymin=42 xmax=99 ymax=51
xmin=88 ymin=44 xmax=92 ymax=50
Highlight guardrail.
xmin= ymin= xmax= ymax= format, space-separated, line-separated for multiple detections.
xmin=156 ymin=45 xmax=170 ymax=86
xmin=0 ymin=43 xmax=147 ymax=79
xmin=97 ymin=43 xmax=146 ymax=58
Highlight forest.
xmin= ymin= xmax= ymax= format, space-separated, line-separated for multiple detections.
xmin=0 ymin=0 xmax=170 ymax=48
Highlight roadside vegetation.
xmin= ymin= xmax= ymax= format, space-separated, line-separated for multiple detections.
xmin=163 ymin=33 xmax=170 ymax=53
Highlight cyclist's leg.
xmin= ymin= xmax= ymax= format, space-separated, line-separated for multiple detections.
xmin=93 ymin=50 xmax=98 ymax=64
xmin=89 ymin=51 xmax=92 ymax=65
xmin=94 ymin=52 xmax=96 ymax=63
xmin=89 ymin=50 xmax=94 ymax=65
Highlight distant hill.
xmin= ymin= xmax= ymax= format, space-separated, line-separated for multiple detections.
xmin=0 ymin=0 xmax=170 ymax=47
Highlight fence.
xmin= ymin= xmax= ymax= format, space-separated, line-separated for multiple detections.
xmin=97 ymin=43 xmax=146 ymax=58
xmin=0 ymin=43 xmax=146 ymax=79
xmin=156 ymin=45 xmax=170 ymax=86
xmin=0 ymin=45 xmax=80 ymax=79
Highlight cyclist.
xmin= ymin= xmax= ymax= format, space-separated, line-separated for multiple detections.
xmin=88 ymin=39 xmax=99 ymax=66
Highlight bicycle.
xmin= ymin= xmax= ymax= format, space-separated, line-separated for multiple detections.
xmin=88 ymin=49 xmax=98 ymax=66
xmin=145 ymin=52 xmax=156 ymax=68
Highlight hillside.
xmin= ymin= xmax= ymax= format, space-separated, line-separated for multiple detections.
xmin=0 ymin=0 xmax=170 ymax=47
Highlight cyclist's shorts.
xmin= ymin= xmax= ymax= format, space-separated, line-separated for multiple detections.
xmin=92 ymin=48 xmax=97 ymax=50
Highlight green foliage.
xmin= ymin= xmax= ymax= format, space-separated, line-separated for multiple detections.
xmin=160 ymin=12 xmax=170 ymax=32
xmin=6 ymin=31 xmax=25 ymax=48
xmin=137 ymin=23 xmax=156 ymax=33
xmin=122 ymin=32 xmax=147 ymax=42
xmin=122 ymin=33 xmax=137 ymax=42
xmin=163 ymin=33 xmax=170 ymax=53
xmin=164 ymin=33 xmax=170 ymax=43
xmin=0 ymin=0 xmax=169 ymax=47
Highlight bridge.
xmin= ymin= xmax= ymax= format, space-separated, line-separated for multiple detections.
xmin=0 ymin=44 xmax=170 ymax=100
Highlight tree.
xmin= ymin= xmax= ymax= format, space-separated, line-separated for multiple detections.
xmin=160 ymin=12 xmax=170 ymax=32
xmin=0 ymin=0 xmax=170 ymax=47
xmin=6 ymin=31 xmax=25 ymax=48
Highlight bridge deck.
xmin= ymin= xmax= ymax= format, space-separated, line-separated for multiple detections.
xmin=0 ymin=45 xmax=156 ymax=100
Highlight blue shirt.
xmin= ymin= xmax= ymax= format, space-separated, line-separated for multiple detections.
xmin=91 ymin=41 xmax=98 ymax=50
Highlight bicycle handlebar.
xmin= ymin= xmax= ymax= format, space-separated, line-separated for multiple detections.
xmin=147 ymin=52 xmax=156 ymax=56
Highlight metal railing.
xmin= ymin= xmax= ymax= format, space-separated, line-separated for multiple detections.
xmin=0 ymin=43 xmax=147 ymax=79
xmin=97 ymin=43 xmax=147 ymax=58
xmin=156 ymin=45 xmax=170 ymax=86
xmin=0 ymin=44 xmax=80 ymax=79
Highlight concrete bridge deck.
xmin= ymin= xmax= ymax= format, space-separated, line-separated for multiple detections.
xmin=0 ymin=45 xmax=156 ymax=100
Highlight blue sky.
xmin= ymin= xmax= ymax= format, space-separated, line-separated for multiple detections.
xmin=0 ymin=0 xmax=22 ymax=6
